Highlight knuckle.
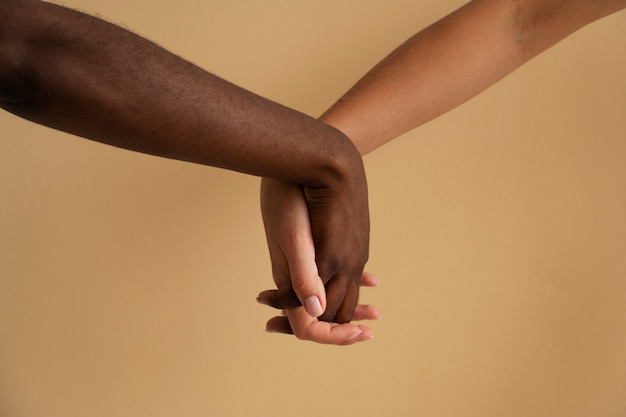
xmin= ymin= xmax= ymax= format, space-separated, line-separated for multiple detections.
xmin=291 ymin=277 xmax=314 ymax=294
xmin=316 ymin=255 xmax=342 ymax=281
xmin=316 ymin=248 xmax=369 ymax=281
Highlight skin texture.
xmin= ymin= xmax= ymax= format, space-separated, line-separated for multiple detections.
xmin=260 ymin=179 xmax=380 ymax=345
xmin=259 ymin=0 xmax=626 ymax=342
xmin=322 ymin=0 xmax=626 ymax=155
xmin=0 ymin=0 xmax=370 ymax=327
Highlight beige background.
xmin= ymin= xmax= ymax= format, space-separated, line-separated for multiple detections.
xmin=1 ymin=1 xmax=626 ymax=416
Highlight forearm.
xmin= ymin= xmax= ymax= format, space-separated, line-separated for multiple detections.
xmin=321 ymin=0 xmax=626 ymax=155
xmin=0 ymin=0 xmax=361 ymax=186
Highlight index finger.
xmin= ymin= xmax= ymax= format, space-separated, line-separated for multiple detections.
xmin=280 ymin=307 xmax=374 ymax=346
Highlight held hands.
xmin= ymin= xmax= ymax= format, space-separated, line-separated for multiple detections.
xmin=262 ymin=272 xmax=381 ymax=345
xmin=258 ymin=178 xmax=380 ymax=345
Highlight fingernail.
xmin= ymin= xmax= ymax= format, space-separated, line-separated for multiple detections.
xmin=346 ymin=328 xmax=363 ymax=341
xmin=305 ymin=296 xmax=323 ymax=318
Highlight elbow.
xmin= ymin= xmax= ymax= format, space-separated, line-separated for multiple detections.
xmin=510 ymin=0 xmax=621 ymax=61
xmin=510 ymin=0 xmax=542 ymax=61
xmin=509 ymin=0 xmax=561 ymax=61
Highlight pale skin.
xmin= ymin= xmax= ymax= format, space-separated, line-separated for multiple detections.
xmin=258 ymin=0 xmax=626 ymax=344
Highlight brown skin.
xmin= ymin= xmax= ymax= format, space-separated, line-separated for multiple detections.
xmin=259 ymin=0 xmax=626 ymax=339
xmin=0 ymin=0 xmax=369 ymax=324
xmin=321 ymin=0 xmax=626 ymax=155
xmin=261 ymin=179 xmax=379 ymax=344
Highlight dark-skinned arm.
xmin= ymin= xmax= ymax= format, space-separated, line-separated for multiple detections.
xmin=0 ymin=0 xmax=370 ymax=337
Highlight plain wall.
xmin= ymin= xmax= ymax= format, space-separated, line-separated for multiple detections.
xmin=1 ymin=1 xmax=625 ymax=416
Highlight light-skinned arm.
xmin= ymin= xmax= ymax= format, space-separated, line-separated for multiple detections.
xmin=0 ymin=0 xmax=370 ymax=332
xmin=259 ymin=0 xmax=626 ymax=340
xmin=322 ymin=0 xmax=626 ymax=155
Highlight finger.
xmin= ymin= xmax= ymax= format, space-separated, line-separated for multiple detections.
xmin=265 ymin=304 xmax=378 ymax=345
xmin=265 ymin=315 xmax=294 ymax=335
xmin=267 ymin=317 xmax=372 ymax=345
xmin=332 ymin=276 xmax=361 ymax=324
xmin=326 ymin=270 xmax=379 ymax=323
xmin=360 ymin=271 xmax=380 ymax=287
xmin=266 ymin=304 xmax=382 ymax=334
xmin=276 ymin=184 xmax=328 ymax=318
xmin=255 ymin=260 xmax=326 ymax=317
xmin=286 ymin=239 xmax=326 ymax=319
xmin=256 ymin=287 xmax=300 ymax=309
xmin=266 ymin=304 xmax=380 ymax=332
xmin=257 ymin=270 xmax=379 ymax=310
xmin=319 ymin=271 xmax=362 ymax=324
xmin=352 ymin=304 xmax=381 ymax=321
xmin=287 ymin=308 xmax=373 ymax=345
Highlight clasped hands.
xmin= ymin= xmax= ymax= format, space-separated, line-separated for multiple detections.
xmin=257 ymin=146 xmax=381 ymax=345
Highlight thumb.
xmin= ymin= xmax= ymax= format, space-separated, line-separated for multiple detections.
xmin=286 ymin=237 xmax=327 ymax=318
